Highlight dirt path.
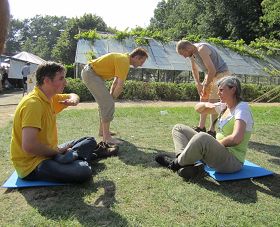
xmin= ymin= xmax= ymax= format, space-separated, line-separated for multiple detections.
xmin=1 ymin=91 xmax=279 ymax=129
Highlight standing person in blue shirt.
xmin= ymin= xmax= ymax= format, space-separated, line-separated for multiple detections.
xmin=176 ymin=40 xmax=231 ymax=138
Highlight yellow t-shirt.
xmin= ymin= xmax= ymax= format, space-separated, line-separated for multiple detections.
xmin=10 ymin=86 xmax=70 ymax=178
xmin=89 ymin=52 xmax=130 ymax=80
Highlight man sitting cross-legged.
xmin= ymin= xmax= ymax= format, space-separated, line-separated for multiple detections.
xmin=10 ymin=62 xmax=118 ymax=184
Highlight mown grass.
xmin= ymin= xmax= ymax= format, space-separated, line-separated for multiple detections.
xmin=0 ymin=105 xmax=279 ymax=226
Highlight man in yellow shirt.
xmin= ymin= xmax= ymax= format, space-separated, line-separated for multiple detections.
xmin=82 ymin=47 xmax=148 ymax=145
xmin=10 ymin=62 xmax=116 ymax=183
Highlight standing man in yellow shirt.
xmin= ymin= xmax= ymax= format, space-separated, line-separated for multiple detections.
xmin=82 ymin=47 xmax=148 ymax=145
xmin=10 ymin=62 xmax=117 ymax=183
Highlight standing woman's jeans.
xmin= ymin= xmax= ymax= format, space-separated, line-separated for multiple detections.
xmin=23 ymin=137 xmax=94 ymax=183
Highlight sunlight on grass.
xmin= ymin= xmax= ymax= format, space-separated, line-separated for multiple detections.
xmin=0 ymin=106 xmax=279 ymax=226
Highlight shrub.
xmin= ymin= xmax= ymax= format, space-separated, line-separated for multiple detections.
xmin=64 ymin=64 xmax=74 ymax=78
xmin=65 ymin=78 xmax=280 ymax=102
xmin=242 ymin=84 xmax=263 ymax=101
xmin=121 ymin=81 xmax=158 ymax=100
xmin=177 ymin=83 xmax=199 ymax=101
xmin=64 ymin=78 xmax=94 ymax=101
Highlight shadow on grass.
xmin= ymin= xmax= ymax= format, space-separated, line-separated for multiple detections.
xmin=117 ymin=140 xmax=173 ymax=167
xmin=192 ymin=173 xmax=280 ymax=204
xmin=109 ymin=139 xmax=277 ymax=204
xmin=119 ymin=140 xmax=280 ymax=204
xmin=19 ymin=162 xmax=128 ymax=226
xmin=249 ymin=141 xmax=280 ymax=158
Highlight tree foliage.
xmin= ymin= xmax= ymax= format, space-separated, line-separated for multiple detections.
xmin=6 ymin=15 xmax=67 ymax=59
xmin=261 ymin=0 xmax=280 ymax=39
xmin=52 ymin=13 xmax=108 ymax=64
xmin=5 ymin=13 xmax=108 ymax=64
xmin=4 ymin=1 xmax=279 ymax=66
xmin=149 ymin=0 xmax=264 ymax=43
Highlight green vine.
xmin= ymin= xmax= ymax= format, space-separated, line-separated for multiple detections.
xmin=85 ymin=50 xmax=96 ymax=61
xmin=205 ymin=38 xmax=261 ymax=59
xmin=181 ymin=35 xmax=280 ymax=59
xmin=263 ymin=66 xmax=280 ymax=77
xmin=114 ymin=30 xmax=131 ymax=41
xmin=249 ymin=37 xmax=280 ymax=56
xmin=113 ymin=28 xmax=170 ymax=44
xmin=74 ymin=29 xmax=101 ymax=41
xmin=75 ymin=29 xmax=279 ymax=60
xmin=184 ymin=34 xmax=202 ymax=43
xmin=134 ymin=37 xmax=149 ymax=45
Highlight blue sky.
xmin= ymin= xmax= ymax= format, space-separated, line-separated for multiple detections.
xmin=9 ymin=0 xmax=161 ymax=31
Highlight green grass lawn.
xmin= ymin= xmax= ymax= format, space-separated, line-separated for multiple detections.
xmin=0 ymin=105 xmax=279 ymax=226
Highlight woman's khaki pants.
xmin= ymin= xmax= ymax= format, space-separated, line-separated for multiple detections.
xmin=172 ymin=124 xmax=242 ymax=173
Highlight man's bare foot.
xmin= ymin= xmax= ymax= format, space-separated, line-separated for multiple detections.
xmin=99 ymin=131 xmax=117 ymax=137
xmin=105 ymin=138 xmax=123 ymax=145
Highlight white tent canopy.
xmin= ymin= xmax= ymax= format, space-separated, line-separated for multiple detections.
xmin=12 ymin=51 xmax=46 ymax=65
xmin=8 ymin=51 xmax=46 ymax=79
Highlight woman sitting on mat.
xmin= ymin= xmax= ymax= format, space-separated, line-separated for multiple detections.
xmin=155 ymin=76 xmax=254 ymax=180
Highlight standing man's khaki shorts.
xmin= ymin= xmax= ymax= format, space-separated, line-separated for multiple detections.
xmin=208 ymin=71 xmax=231 ymax=102
xmin=81 ymin=64 xmax=115 ymax=122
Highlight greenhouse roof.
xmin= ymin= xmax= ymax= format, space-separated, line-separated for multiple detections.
xmin=75 ymin=38 xmax=280 ymax=76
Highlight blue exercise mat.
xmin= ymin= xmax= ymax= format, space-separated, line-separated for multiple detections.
xmin=1 ymin=171 xmax=66 ymax=188
xmin=204 ymin=160 xmax=274 ymax=181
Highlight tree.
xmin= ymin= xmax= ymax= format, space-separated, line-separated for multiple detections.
xmin=78 ymin=13 xmax=107 ymax=31
xmin=51 ymin=27 xmax=74 ymax=64
xmin=5 ymin=17 xmax=24 ymax=54
xmin=261 ymin=0 xmax=280 ymax=39
xmin=52 ymin=14 xmax=108 ymax=64
xmin=5 ymin=15 xmax=68 ymax=58
xmin=149 ymin=0 xmax=264 ymax=42
xmin=22 ymin=36 xmax=50 ymax=60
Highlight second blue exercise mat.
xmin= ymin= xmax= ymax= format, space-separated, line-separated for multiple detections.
xmin=204 ymin=160 xmax=273 ymax=181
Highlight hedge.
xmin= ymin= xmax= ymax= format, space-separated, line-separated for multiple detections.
xmin=64 ymin=78 xmax=280 ymax=102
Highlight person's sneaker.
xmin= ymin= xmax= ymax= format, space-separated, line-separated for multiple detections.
xmin=193 ymin=126 xmax=206 ymax=133
xmin=155 ymin=154 xmax=181 ymax=171
xmin=207 ymin=130 xmax=216 ymax=138
xmin=93 ymin=142 xmax=119 ymax=159
xmin=155 ymin=153 xmax=174 ymax=167
xmin=167 ymin=158 xmax=182 ymax=172
xmin=177 ymin=162 xmax=205 ymax=180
